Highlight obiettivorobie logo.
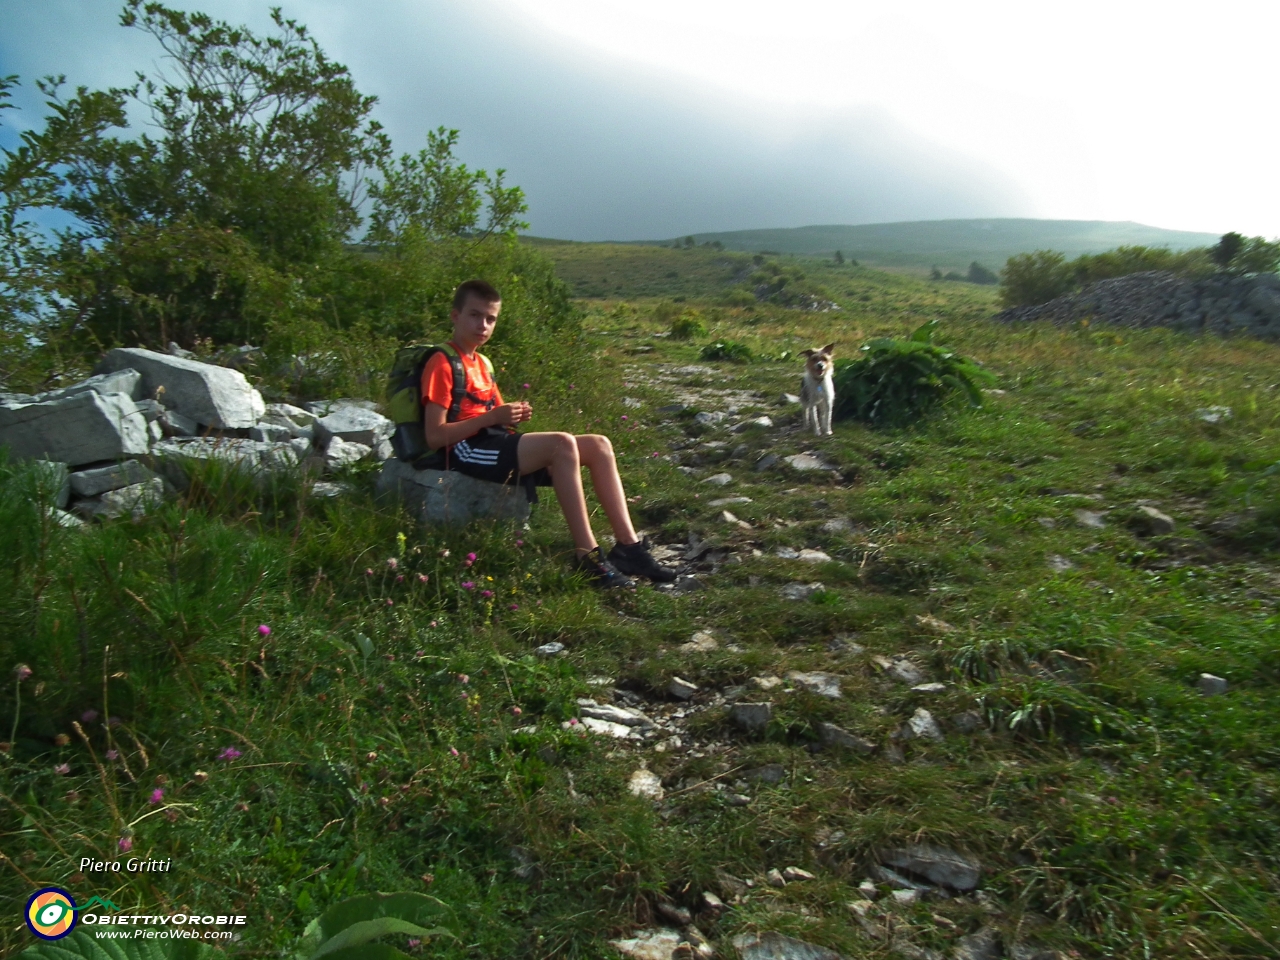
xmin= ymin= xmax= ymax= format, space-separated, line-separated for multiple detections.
xmin=25 ymin=887 xmax=78 ymax=941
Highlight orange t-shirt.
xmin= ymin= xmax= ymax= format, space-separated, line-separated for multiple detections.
xmin=420 ymin=345 xmax=504 ymax=426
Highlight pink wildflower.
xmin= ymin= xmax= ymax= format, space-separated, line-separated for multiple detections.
xmin=515 ymin=539 xmax=523 ymax=546
xmin=466 ymin=552 xmax=477 ymax=562
xmin=511 ymin=706 xmax=522 ymax=716
xmin=387 ymin=557 xmax=398 ymax=570
xmin=81 ymin=710 xmax=99 ymax=723
xmin=218 ymin=747 xmax=242 ymax=762
xmin=522 ymin=383 xmax=530 ymax=389
xmin=457 ymin=674 xmax=469 ymax=684
xmin=429 ymin=620 xmax=438 ymax=628
xmin=386 ymin=598 xmax=394 ymax=606
xmin=257 ymin=624 xmax=271 ymax=637
xmin=463 ymin=559 xmax=473 ymax=567
xmin=54 ymin=763 xmax=70 ymax=775
xmin=449 ymin=746 xmax=459 ymax=756
xmin=621 ymin=415 xmax=628 ymax=421
xmin=149 ymin=788 xmax=164 ymax=804
xmin=481 ymin=589 xmax=493 ymax=599
xmin=461 ymin=581 xmax=475 ymax=590
xmin=105 ymin=749 xmax=119 ymax=761
xmin=118 ymin=836 xmax=133 ymax=853
xmin=509 ymin=603 xmax=519 ymax=611
xmin=569 ymin=384 xmax=576 ymax=390
xmin=14 ymin=664 xmax=32 ymax=681
xmin=407 ymin=939 xmax=421 ymax=949
xmin=417 ymin=574 xmax=429 ymax=583
xmin=568 ymin=717 xmax=579 ymax=726
xmin=396 ymin=575 xmax=404 ymax=583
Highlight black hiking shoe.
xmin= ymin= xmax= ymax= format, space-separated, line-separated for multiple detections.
xmin=573 ymin=547 xmax=637 ymax=589
xmin=607 ymin=537 xmax=678 ymax=583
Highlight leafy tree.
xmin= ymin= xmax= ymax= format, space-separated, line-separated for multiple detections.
xmin=1211 ymin=232 xmax=1245 ymax=271
xmin=0 ymin=2 xmax=573 ymax=395
xmin=929 ymin=265 xmax=942 ymax=281
xmin=833 ymin=249 xmax=844 ymax=265
xmin=998 ymin=250 xmax=1074 ymax=308
xmin=967 ymin=261 xmax=997 ymax=284
xmin=1226 ymin=236 xmax=1280 ymax=275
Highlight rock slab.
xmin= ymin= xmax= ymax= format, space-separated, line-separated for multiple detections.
xmin=880 ymin=844 xmax=982 ymax=891
xmin=732 ymin=931 xmax=845 ymax=960
xmin=95 ymin=347 xmax=265 ymax=428
xmin=376 ymin=459 xmax=531 ymax=525
xmin=0 ymin=391 xmax=150 ymax=466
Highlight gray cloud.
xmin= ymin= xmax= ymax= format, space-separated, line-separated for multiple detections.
xmin=0 ymin=0 xmax=1033 ymax=240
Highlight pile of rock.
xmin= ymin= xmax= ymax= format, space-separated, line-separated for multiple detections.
xmin=994 ymin=270 xmax=1280 ymax=340
xmin=1 ymin=346 xmax=398 ymax=520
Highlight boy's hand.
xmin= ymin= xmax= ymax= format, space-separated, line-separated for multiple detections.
xmin=491 ymin=401 xmax=532 ymax=426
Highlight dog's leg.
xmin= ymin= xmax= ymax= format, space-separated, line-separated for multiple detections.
xmin=822 ymin=396 xmax=833 ymax=436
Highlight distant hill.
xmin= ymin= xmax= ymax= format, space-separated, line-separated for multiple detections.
xmin=647 ymin=219 xmax=1222 ymax=274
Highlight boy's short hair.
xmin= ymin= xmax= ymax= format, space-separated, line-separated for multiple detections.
xmin=452 ymin=279 xmax=501 ymax=312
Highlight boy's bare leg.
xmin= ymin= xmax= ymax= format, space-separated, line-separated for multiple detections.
xmin=575 ymin=434 xmax=639 ymax=546
xmin=517 ymin=432 xmax=597 ymax=554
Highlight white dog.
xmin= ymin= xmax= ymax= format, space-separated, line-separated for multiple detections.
xmin=800 ymin=343 xmax=836 ymax=437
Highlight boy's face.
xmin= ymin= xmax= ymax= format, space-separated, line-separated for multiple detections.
xmin=451 ymin=295 xmax=501 ymax=350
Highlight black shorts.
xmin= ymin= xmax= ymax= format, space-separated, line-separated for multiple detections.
xmin=446 ymin=428 xmax=553 ymax=493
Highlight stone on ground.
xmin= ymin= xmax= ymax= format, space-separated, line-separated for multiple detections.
xmin=151 ymin=438 xmax=300 ymax=477
xmin=786 ymin=670 xmax=841 ymax=698
xmin=780 ymin=582 xmax=824 ymax=600
xmin=953 ymin=928 xmax=1001 ymax=960
xmin=1046 ymin=554 xmax=1075 ymax=572
xmin=1196 ymin=673 xmax=1228 ymax=696
xmin=95 ymin=347 xmax=264 ymax=428
xmin=75 ymin=477 xmax=166 ymax=520
xmin=880 ymin=844 xmax=982 ymax=891
xmin=784 ymin=453 xmax=829 ymax=472
xmin=796 ymin=548 xmax=832 ymax=562
xmin=754 ymin=453 xmax=779 ymax=471
xmin=782 ymin=866 xmax=815 ymax=882
xmin=873 ymin=655 xmax=926 ymax=685
xmin=730 ymin=701 xmax=773 ymax=734
xmin=913 ymin=614 xmax=955 ymax=634
xmin=903 ymin=708 xmax=944 ymax=742
xmin=681 ymin=631 xmax=719 ymax=652
xmin=313 ymin=406 xmax=394 ymax=447
xmin=534 ymin=642 xmax=565 ymax=657
xmin=1133 ymin=504 xmax=1176 ymax=535
xmin=250 ymin=422 xmax=293 ymax=443
xmin=733 ymin=416 xmax=773 ymax=432
xmin=667 ymin=676 xmax=699 ymax=700
xmin=732 ymin=931 xmax=846 ymax=960
xmin=608 ymin=929 xmax=684 ymax=960
xmin=578 ymin=700 xmax=653 ymax=727
xmin=820 ymin=517 xmax=854 ymax=535
xmin=628 ymin=768 xmax=665 ymax=800
xmin=324 ymin=436 xmax=372 ymax=467
xmin=375 ymin=459 xmax=531 ymax=525
xmin=69 ymin=460 xmax=157 ymax=498
xmin=0 ymin=391 xmax=150 ymax=466
xmin=1073 ymin=509 xmax=1107 ymax=529
xmin=817 ymin=722 xmax=876 ymax=754
xmin=578 ymin=717 xmax=635 ymax=738
xmin=702 ymin=472 xmax=733 ymax=486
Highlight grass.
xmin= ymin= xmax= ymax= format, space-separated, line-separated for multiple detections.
xmin=3 ymin=246 xmax=1280 ymax=958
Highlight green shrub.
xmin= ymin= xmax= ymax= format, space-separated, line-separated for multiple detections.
xmin=832 ymin=320 xmax=995 ymax=426
xmin=669 ymin=310 xmax=708 ymax=340
xmin=998 ymin=250 xmax=1075 ymax=309
xmin=699 ymin=339 xmax=753 ymax=363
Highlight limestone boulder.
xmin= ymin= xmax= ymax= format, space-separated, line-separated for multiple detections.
xmin=74 ymin=477 xmax=166 ymax=520
xmin=375 ymin=458 xmax=530 ymax=525
xmin=0 ymin=391 xmax=150 ymax=466
xmin=148 ymin=438 xmax=300 ymax=489
xmin=95 ymin=347 xmax=264 ymax=428
xmin=37 ymin=368 xmax=143 ymax=403
xmin=314 ymin=406 xmax=393 ymax=448
xmin=69 ymin=460 xmax=157 ymax=498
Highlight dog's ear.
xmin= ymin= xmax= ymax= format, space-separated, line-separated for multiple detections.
xmin=822 ymin=342 xmax=836 ymax=354
xmin=800 ymin=349 xmax=815 ymax=358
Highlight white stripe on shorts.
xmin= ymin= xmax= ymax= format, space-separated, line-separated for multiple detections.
xmin=453 ymin=439 xmax=500 ymax=464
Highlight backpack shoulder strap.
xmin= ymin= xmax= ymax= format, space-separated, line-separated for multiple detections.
xmin=438 ymin=343 xmax=468 ymax=423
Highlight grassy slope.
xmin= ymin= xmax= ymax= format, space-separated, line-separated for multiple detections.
xmin=552 ymin=219 xmax=1222 ymax=276
xmin=3 ymin=245 xmax=1280 ymax=959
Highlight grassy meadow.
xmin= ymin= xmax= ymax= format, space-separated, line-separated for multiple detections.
xmin=3 ymin=243 xmax=1279 ymax=959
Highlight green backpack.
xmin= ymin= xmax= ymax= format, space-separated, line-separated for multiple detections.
xmin=385 ymin=342 xmax=497 ymax=466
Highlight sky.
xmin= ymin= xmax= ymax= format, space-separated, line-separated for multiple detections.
xmin=2 ymin=0 xmax=1277 ymax=241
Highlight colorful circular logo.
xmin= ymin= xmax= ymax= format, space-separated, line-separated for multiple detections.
xmin=26 ymin=887 xmax=77 ymax=940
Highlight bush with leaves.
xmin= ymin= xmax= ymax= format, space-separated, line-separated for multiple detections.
xmin=833 ymin=320 xmax=995 ymax=426
xmin=0 ymin=2 xmax=575 ymax=399
xmin=668 ymin=309 xmax=707 ymax=340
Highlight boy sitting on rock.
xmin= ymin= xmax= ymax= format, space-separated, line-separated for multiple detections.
xmin=421 ymin=279 xmax=674 ymax=588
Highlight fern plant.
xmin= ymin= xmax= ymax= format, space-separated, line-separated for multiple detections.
xmin=833 ymin=320 xmax=995 ymax=426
